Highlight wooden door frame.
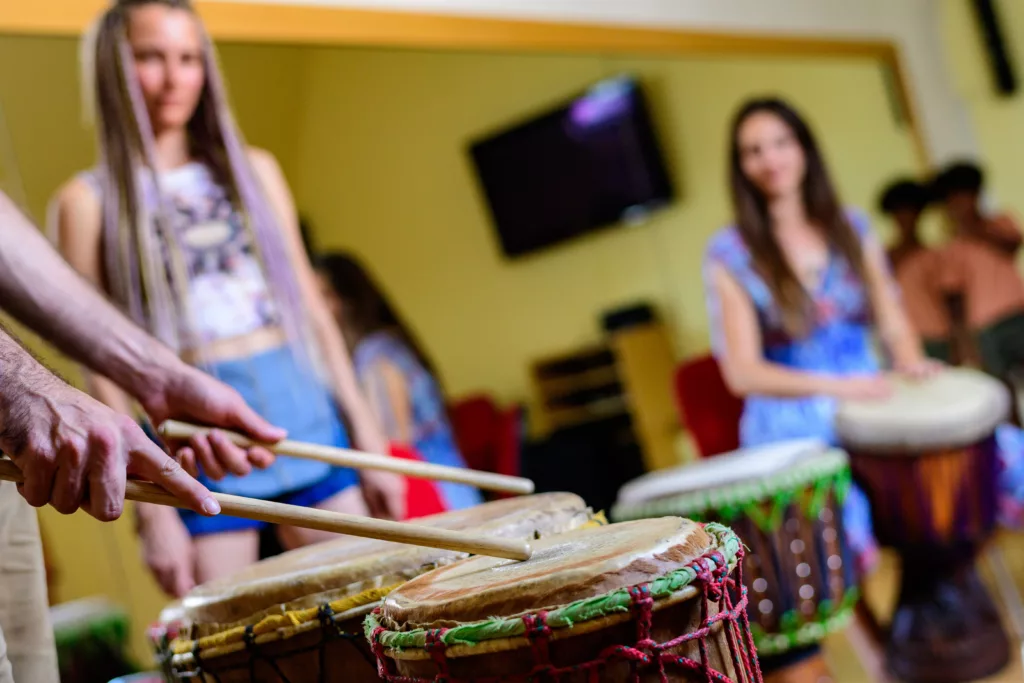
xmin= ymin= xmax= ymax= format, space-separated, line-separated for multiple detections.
xmin=0 ymin=1 xmax=928 ymax=166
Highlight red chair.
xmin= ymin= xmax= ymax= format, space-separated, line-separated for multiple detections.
xmin=448 ymin=395 xmax=523 ymax=497
xmin=388 ymin=443 xmax=448 ymax=520
xmin=674 ymin=355 xmax=743 ymax=457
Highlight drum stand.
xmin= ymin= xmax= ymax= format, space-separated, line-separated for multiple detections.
xmin=983 ymin=541 xmax=1024 ymax=669
xmin=887 ymin=543 xmax=1010 ymax=683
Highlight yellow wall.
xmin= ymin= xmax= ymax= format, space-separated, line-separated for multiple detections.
xmin=940 ymin=0 xmax=1024 ymax=221
xmin=0 ymin=34 xmax=918 ymax=666
xmin=290 ymin=47 xmax=919 ymax=405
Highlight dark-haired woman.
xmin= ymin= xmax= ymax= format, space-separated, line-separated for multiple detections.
xmin=703 ymin=97 xmax=943 ymax=682
xmin=317 ymin=253 xmax=483 ymax=511
xmin=704 ymin=95 xmax=1024 ymax=681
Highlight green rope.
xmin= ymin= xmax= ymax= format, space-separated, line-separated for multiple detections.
xmin=613 ymin=450 xmax=851 ymax=535
xmin=365 ymin=523 xmax=741 ymax=651
xmin=749 ymin=586 xmax=860 ymax=655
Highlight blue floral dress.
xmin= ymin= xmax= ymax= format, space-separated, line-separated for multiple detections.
xmin=703 ymin=210 xmax=1024 ymax=572
xmin=703 ymin=211 xmax=893 ymax=573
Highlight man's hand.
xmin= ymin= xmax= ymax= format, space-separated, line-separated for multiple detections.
xmin=137 ymin=361 xmax=285 ymax=480
xmin=0 ymin=356 xmax=222 ymax=521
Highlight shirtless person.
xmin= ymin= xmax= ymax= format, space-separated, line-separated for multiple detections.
xmin=878 ymin=178 xmax=955 ymax=362
xmin=932 ymin=162 xmax=1024 ymax=379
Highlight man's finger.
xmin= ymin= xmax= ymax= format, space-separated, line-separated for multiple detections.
xmin=84 ymin=441 xmax=126 ymax=522
xmin=191 ymin=434 xmax=224 ymax=481
xmin=247 ymin=447 xmax=275 ymax=470
xmin=223 ymin=395 xmax=286 ymax=443
xmin=207 ymin=431 xmax=251 ymax=478
xmin=20 ymin=458 xmax=57 ymax=509
xmin=176 ymin=447 xmax=199 ymax=479
xmin=51 ymin=459 xmax=86 ymax=515
xmin=130 ymin=439 xmax=220 ymax=517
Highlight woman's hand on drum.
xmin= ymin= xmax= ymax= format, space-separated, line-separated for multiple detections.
xmin=894 ymin=358 xmax=944 ymax=381
xmin=828 ymin=375 xmax=893 ymax=401
xmin=137 ymin=503 xmax=196 ymax=598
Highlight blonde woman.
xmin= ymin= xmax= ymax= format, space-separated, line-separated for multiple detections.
xmin=54 ymin=0 xmax=404 ymax=596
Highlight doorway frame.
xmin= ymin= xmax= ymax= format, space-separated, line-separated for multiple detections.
xmin=0 ymin=0 xmax=928 ymax=166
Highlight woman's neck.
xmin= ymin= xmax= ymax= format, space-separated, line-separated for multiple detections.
xmin=768 ymin=192 xmax=808 ymax=230
xmin=152 ymin=127 xmax=192 ymax=171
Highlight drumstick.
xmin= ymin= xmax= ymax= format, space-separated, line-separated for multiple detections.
xmin=159 ymin=420 xmax=535 ymax=495
xmin=0 ymin=460 xmax=531 ymax=561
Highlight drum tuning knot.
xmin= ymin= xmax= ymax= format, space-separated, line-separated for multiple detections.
xmin=316 ymin=604 xmax=335 ymax=629
xmin=242 ymin=624 xmax=256 ymax=651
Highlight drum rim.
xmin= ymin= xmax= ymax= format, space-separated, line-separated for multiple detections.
xmin=367 ymin=522 xmax=741 ymax=658
xmin=611 ymin=448 xmax=849 ymax=522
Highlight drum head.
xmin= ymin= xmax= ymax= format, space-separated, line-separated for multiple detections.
xmin=177 ymin=492 xmax=592 ymax=634
xmin=610 ymin=440 xmax=835 ymax=509
xmin=836 ymin=368 xmax=1010 ymax=453
xmin=379 ymin=517 xmax=715 ymax=627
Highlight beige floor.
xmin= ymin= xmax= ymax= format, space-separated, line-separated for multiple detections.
xmin=819 ymin=532 xmax=1024 ymax=682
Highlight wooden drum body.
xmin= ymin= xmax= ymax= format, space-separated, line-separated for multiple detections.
xmin=369 ymin=518 xmax=762 ymax=683
xmin=613 ymin=441 xmax=857 ymax=676
xmin=837 ymin=368 xmax=1012 ymax=683
xmin=162 ymin=493 xmax=596 ymax=683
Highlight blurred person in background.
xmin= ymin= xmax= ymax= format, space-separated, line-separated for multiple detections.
xmin=316 ymin=252 xmax=483 ymax=511
xmin=878 ymin=178 xmax=957 ymax=363
xmin=932 ymin=161 xmax=1024 ymax=381
xmin=704 ymin=96 xmax=941 ymax=681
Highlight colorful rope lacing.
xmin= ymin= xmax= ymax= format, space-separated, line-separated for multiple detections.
xmin=371 ymin=545 xmax=764 ymax=683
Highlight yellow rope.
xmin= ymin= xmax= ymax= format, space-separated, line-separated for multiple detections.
xmin=172 ymin=512 xmax=608 ymax=657
xmin=171 ymin=583 xmax=400 ymax=656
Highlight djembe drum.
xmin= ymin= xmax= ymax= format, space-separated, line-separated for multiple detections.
xmin=836 ymin=368 xmax=1011 ymax=683
xmin=164 ymin=493 xmax=596 ymax=682
xmin=368 ymin=517 xmax=761 ymax=683
xmin=612 ymin=440 xmax=855 ymax=683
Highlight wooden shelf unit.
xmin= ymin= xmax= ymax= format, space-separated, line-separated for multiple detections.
xmin=530 ymin=321 xmax=682 ymax=472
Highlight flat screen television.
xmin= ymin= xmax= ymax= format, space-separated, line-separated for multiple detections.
xmin=469 ymin=76 xmax=675 ymax=259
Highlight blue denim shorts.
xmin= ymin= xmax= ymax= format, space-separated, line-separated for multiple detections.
xmin=170 ymin=345 xmax=359 ymax=536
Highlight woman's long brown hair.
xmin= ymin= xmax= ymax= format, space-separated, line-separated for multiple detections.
xmin=728 ymin=97 xmax=869 ymax=337
xmin=318 ymin=252 xmax=445 ymax=396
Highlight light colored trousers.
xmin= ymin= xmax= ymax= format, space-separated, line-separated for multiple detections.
xmin=0 ymin=481 xmax=59 ymax=683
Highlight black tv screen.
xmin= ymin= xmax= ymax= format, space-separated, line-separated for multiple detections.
xmin=469 ymin=76 xmax=674 ymax=258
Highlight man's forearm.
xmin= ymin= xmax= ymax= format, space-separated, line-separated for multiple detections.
xmin=0 ymin=192 xmax=175 ymax=398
